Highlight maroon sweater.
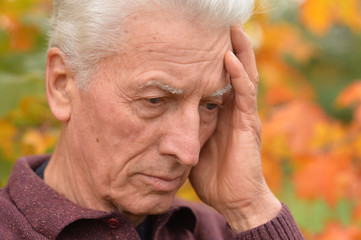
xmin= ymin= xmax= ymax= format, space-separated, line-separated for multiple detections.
xmin=0 ymin=155 xmax=304 ymax=239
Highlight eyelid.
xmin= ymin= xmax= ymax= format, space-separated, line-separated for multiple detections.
xmin=201 ymin=97 xmax=223 ymax=105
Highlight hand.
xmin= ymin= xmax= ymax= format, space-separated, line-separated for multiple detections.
xmin=189 ymin=25 xmax=281 ymax=232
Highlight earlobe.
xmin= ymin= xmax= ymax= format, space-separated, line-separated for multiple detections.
xmin=46 ymin=47 xmax=74 ymax=122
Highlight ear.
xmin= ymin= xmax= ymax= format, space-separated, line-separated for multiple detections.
xmin=46 ymin=48 xmax=75 ymax=122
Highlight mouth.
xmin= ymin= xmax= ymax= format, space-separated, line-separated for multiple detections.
xmin=139 ymin=173 xmax=183 ymax=192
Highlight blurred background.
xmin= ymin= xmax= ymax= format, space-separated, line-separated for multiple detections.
xmin=0 ymin=0 xmax=361 ymax=238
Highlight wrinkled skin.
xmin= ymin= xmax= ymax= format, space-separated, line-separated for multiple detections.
xmin=45 ymin=9 xmax=281 ymax=231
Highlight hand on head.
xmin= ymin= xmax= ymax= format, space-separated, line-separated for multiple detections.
xmin=189 ymin=25 xmax=282 ymax=232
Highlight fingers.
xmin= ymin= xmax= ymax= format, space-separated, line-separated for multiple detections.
xmin=224 ymin=51 xmax=257 ymax=114
xmin=230 ymin=25 xmax=259 ymax=89
xmin=224 ymin=52 xmax=253 ymax=96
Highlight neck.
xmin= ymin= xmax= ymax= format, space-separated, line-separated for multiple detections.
xmin=44 ymin=135 xmax=111 ymax=212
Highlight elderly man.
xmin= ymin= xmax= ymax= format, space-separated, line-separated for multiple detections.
xmin=0 ymin=0 xmax=304 ymax=239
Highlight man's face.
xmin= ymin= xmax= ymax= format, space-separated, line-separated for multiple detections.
xmin=68 ymin=10 xmax=232 ymax=216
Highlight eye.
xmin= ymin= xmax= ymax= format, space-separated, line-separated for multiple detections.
xmin=148 ymin=97 xmax=162 ymax=104
xmin=199 ymin=102 xmax=220 ymax=124
xmin=205 ymin=103 xmax=217 ymax=110
xmin=202 ymin=102 xmax=220 ymax=111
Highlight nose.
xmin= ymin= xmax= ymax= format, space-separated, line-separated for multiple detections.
xmin=158 ymin=107 xmax=201 ymax=167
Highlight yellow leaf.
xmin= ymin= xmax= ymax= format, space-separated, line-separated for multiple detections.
xmin=21 ymin=129 xmax=56 ymax=155
xmin=336 ymin=0 xmax=361 ymax=32
xmin=0 ymin=119 xmax=16 ymax=159
xmin=301 ymin=0 xmax=361 ymax=35
xmin=309 ymin=122 xmax=346 ymax=151
xmin=176 ymin=180 xmax=200 ymax=202
xmin=301 ymin=0 xmax=334 ymax=35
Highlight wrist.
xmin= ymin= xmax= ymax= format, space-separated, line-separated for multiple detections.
xmin=219 ymin=191 xmax=282 ymax=232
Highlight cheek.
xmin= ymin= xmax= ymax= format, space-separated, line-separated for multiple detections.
xmin=199 ymin=118 xmax=218 ymax=148
xmin=93 ymin=102 xmax=166 ymax=166
xmin=92 ymin=97 xmax=142 ymax=140
xmin=84 ymin=105 xmax=156 ymax=188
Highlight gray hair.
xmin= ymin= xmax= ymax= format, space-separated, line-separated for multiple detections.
xmin=48 ymin=0 xmax=255 ymax=89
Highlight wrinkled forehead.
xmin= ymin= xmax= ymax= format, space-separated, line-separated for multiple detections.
xmin=95 ymin=9 xmax=233 ymax=95
xmin=122 ymin=9 xmax=232 ymax=58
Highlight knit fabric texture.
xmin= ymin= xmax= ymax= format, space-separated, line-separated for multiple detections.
xmin=0 ymin=155 xmax=305 ymax=239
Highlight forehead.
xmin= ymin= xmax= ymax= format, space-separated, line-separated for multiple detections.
xmin=106 ymin=9 xmax=232 ymax=95
xmin=124 ymin=10 xmax=231 ymax=57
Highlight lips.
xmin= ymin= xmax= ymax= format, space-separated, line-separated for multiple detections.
xmin=139 ymin=173 xmax=183 ymax=192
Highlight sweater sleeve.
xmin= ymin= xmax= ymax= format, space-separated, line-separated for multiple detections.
xmin=225 ymin=203 xmax=305 ymax=240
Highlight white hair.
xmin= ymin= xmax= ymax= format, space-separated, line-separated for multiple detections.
xmin=48 ymin=0 xmax=255 ymax=89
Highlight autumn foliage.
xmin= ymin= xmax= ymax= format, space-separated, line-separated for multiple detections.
xmin=1 ymin=0 xmax=361 ymax=238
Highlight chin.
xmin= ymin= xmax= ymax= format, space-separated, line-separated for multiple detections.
xmin=120 ymin=193 xmax=176 ymax=216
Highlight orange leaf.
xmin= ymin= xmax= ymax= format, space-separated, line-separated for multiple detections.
xmin=314 ymin=222 xmax=361 ymax=240
xmin=10 ymin=24 xmax=38 ymax=51
xmin=261 ymin=153 xmax=283 ymax=193
xmin=262 ymin=100 xmax=327 ymax=157
xmin=293 ymin=153 xmax=357 ymax=206
xmin=336 ymin=81 xmax=361 ymax=124
xmin=265 ymin=84 xmax=298 ymax=106
xmin=336 ymin=81 xmax=361 ymax=108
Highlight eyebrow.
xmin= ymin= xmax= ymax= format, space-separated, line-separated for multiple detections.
xmin=141 ymin=80 xmax=232 ymax=97
xmin=209 ymin=84 xmax=232 ymax=97
xmin=143 ymin=80 xmax=184 ymax=95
